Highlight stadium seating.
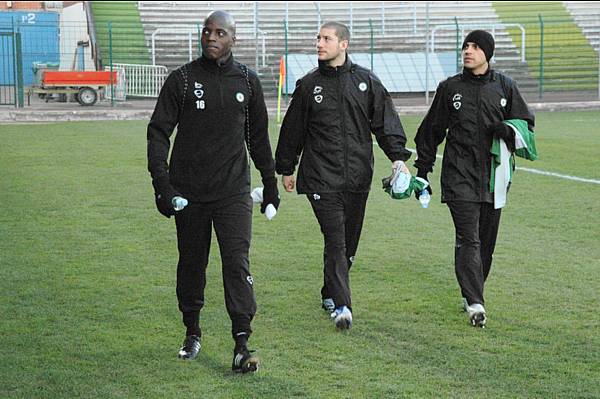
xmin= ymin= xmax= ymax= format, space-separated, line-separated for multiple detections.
xmin=135 ymin=1 xmax=530 ymax=95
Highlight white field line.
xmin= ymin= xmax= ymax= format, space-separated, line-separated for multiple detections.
xmin=403 ymin=148 xmax=600 ymax=185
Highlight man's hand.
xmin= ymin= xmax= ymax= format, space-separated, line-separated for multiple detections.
xmin=392 ymin=160 xmax=410 ymax=174
xmin=261 ymin=176 xmax=280 ymax=214
xmin=152 ymin=177 xmax=178 ymax=218
xmin=282 ymin=175 xmax=295 ymax=193
xmin=489 ymin=122 xmax=514 ymax=141
xmin=415 ymin=169 xmax=432 ymax=200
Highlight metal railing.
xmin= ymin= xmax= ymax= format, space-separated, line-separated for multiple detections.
xmin=111 ymin=62 xmax=168 ymax=98
xmin=431 ymin=23 xmax=526 ymax=63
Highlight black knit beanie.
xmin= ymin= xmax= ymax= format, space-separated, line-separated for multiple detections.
xmin=462 ymin=30 xmax=495 ymax=61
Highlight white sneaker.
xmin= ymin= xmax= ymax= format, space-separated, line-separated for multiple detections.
xmin=467 ymin=303 xmax=486 ymax=328
xmin=331 ymin=306 xmax=352 ymax=330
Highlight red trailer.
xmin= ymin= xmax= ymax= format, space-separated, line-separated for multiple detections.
xmin=29 ymin=71 xmax=118 ymax=106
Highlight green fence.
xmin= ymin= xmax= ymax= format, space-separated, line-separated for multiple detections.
xmin=4 ymin=1 xmax=600 ymax=107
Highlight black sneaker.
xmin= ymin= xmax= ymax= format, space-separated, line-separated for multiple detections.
xmin=178 ymin=335 xmax=201 ymax=360
xmin=231 ymin=346 xmax=260 ymax=373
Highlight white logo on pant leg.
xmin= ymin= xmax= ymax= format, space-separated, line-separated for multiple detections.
xmin=313 ymin=86 xmax=322 ymax=94
xmin=314 ymin=95 xmax=323 ymax=104
xmin=313 ymin=193 xmax=321 ymax=200
xmin=500 ymin=98 xmax=507 ymax=107
xmin=246 ymin=275 xmax=254 ymax=285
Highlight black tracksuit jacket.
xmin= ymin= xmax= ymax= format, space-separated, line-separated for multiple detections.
xmin=147 ymin=55 xmax=275 ymax=202
xmin=275 ymin=56 xmax=411 ymax=194
xmin=414 ymin=68 xmax=534 ymax=203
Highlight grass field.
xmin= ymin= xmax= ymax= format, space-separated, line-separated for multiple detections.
xmin=1 ymin=111 xmax=599 ymax=398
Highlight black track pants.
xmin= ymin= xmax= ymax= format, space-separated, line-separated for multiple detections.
xmin=447 ymin=201 xmax=502 ymax=306
xmin=175 ymin=193 xmax=256 ymax=338
xmin=307 ymin=192 xmax=369 ymax=310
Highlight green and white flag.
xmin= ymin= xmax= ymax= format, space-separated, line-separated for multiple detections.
xmin=490 ymin=119 xmax=538 ymax=209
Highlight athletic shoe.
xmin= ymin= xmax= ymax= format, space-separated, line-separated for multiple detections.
xmin=232 ymin=346 xmax=260 ymax=373
xmin=178 ymin=334 xmax=201 ymax=360
xmin=322 ymin=298 xmax=335 ymax=313
xmin=331 ymin=306 xmax=352 ymax=330
xmin=467 ymin=303 xmax=487 ymax=328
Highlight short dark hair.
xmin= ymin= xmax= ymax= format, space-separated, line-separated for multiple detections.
xmin=320 ymin=21 xmax=350 ymax=43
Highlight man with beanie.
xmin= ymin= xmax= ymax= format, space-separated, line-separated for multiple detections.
xmin=147 ymin=10 xmax=279 ymax=372
xmin=276 ymin=21 xmax=411 ymax=330
xmin=414 ymin=30 xmax=534 ymax=328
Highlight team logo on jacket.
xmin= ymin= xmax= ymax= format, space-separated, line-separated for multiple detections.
xmin=500 ymin=98 xmax=507 ymax=107
xmin=246 ymin=275 xmax=254 ymax=285
xmin=236 ymin=92 xmax=245 ymax=102
xmin=452 ymin=93 xmax=462 ymax=110
xmin=359 ymin=82 xmax=367 ymax=92
xmin=313 ymin=86 xmax=322 ymax=94
xmin=314 ymin=94 xmax=323 ymax=103
xmin=194 ymin=82 xmax=205 ymax=110
xmin=194 ymin=82 xmax=204 ymax=99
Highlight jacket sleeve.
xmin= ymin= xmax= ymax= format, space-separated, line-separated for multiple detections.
xmin=275 ymin=80 xmax=307 ymax=176
xmin=507 ymin=80 xmax=535 ymax=132
xmin=414 ymin=81 xmax=449 ymax=173
xmin=369 ymin=74 xmax=412 ymax=162
xmin=147 ymin=70 xmax=182 ymax=186
xmin=247 ymin=73 xmax=276 ymax=182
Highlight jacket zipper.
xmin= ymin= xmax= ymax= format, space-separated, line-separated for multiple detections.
xmin=338 ymin=72 xmax=348 ymax=191
xmin=476 ymin=84 xmax=486 ymax=201
xmin=218 ymin=72 xmax=224 ymax=108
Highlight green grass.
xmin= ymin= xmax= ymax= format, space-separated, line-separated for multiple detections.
xmin=493 ymin=1 xmax=599 ymax=91
xmin=1 ymin=112 xmax=599 ymax=398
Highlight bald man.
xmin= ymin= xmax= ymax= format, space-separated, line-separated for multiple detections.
xmin=147 ymin=10 xmax=278 ymax=373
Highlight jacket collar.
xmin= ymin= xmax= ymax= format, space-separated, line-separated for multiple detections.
xmin=318 ymin=54 xmax=353 ymax=77
xmin=462 ymin=66 xmax=495 ymax=84
xmin=198 ymin=53 xmax=234 ymax=73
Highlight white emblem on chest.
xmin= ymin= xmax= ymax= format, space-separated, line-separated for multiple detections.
xmin=236 ymin=92 xmax=245 ymax=103
xmin=452 ymin=93 xmax=462 ymax=110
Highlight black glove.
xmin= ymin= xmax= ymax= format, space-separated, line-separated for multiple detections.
xmin=261 ymin=176 xmax=280 ymax=214
xmin=415 ymin=169 xmax=432 ymax=200
xmin=489 ymin=122 xmax=516 ymax=152
xmin=489 ymin=122 xmax=515 ymax=141
xmin=152 ymin=176 xmax=178 ymax=218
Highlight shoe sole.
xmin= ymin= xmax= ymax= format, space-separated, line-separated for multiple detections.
xmin=335 ymin=317 xmax=352 ymax=330
xmin=178 ymin=350 xmax=200 ymax=360
xmin=470 ymin=312 xmax=486 ymax=328
xmin=233 ymin=356 xmax=260 ymax=374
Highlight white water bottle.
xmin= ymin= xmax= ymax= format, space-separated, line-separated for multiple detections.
xmin=172 ymin=196 xmax=188 ymax=211
xmin=419 ymin=190 xmax=430 ymax=209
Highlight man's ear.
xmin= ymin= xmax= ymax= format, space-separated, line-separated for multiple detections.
xmin=340 ymin=40 xmax=349 ymax=51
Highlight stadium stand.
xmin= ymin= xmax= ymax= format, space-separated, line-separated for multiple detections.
xmin=135 ymin=1 xmax=531 ymax=95
xmin=564 ymin=1 xmax=600 ymax=51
